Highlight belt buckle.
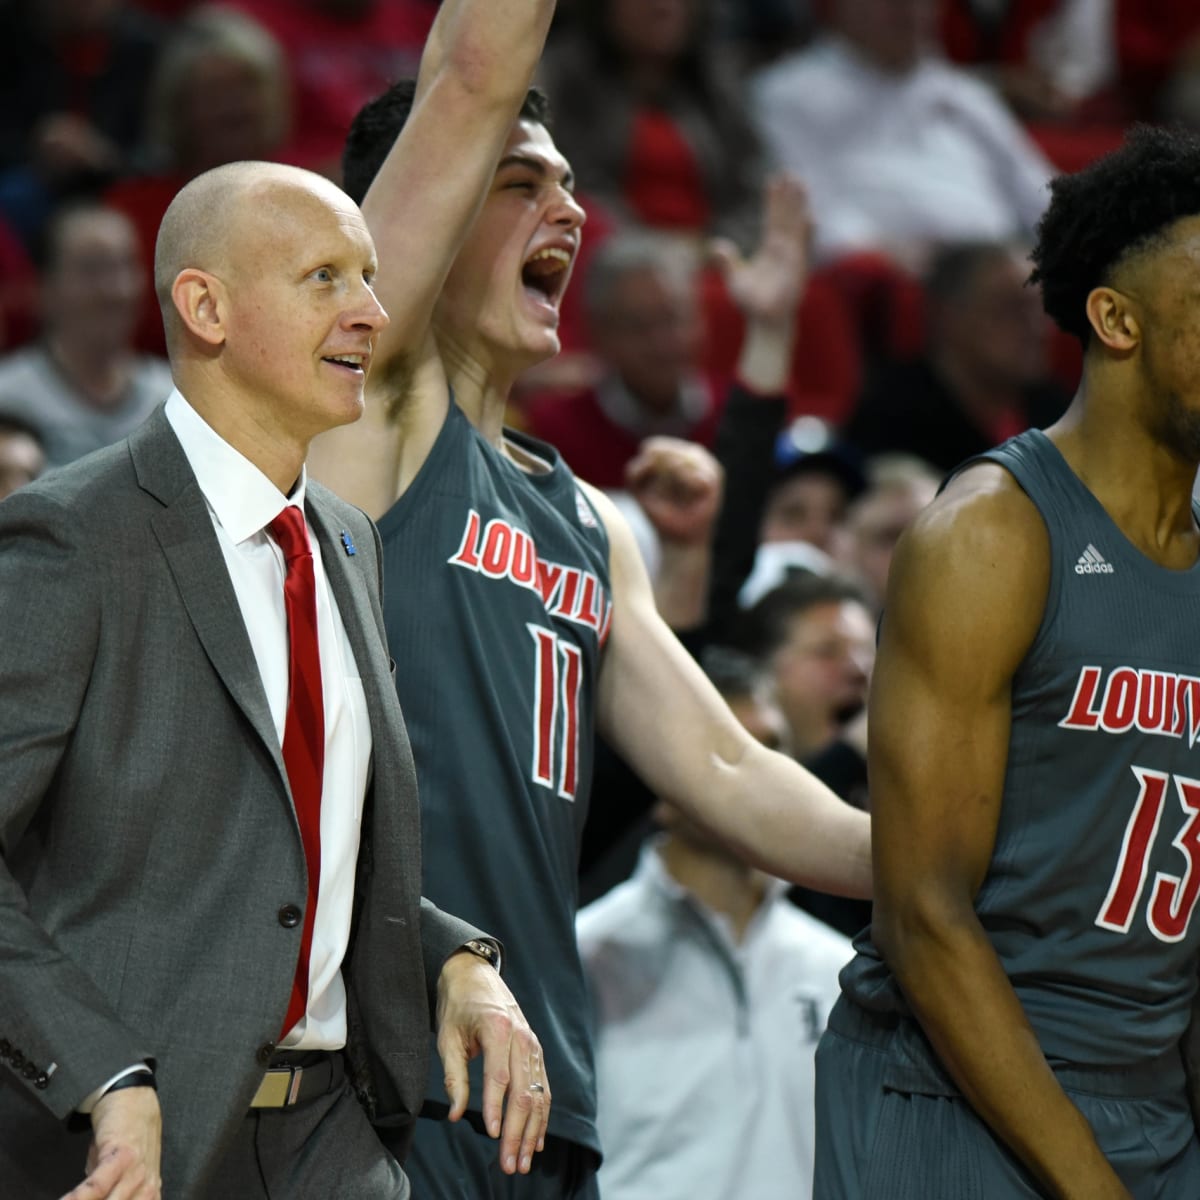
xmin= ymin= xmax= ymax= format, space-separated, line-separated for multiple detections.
xmin=250 ymin=1065 xmax=304 ymax=1108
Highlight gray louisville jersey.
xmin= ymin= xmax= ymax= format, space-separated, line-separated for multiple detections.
xmin=377 ymin=400 xmax=611 ymax=1155
xmin=843 ymin=428 xmax=1200 ymax=1067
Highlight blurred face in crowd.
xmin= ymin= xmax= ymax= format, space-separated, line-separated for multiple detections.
xmin=844 ymin=477 xmax=938 ymax=608
xmin=606 ymin=0 xmax=694 ymax=62
xmin=590 ymin=263 xmax=701 ymax=414
xmin=437 ymin=120 xmax=586 ymax=370
xmin=0 ymin=428 xmax=45 ymax=501
xmin=42 ymin=209 xmax=144 ymax=353
xmin=771 ymin=599 xmax=874 ymax=757
xmin=834 ymin=0 xmax=935 ymax=73
xmin=760 ymin=469 xmax=851 ymax=554
xmin=177 ymin=51 xmax=284 ymax=171
xmin=935 ymin=251 xmax=1049 ymax=392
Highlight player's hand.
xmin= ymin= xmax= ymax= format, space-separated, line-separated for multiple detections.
xmin=60 ymin=1086 xmax=162 ymax=1200
xmin=626 ymin=437 xmax=723 ymax=546
xmin=435 ymin=950 xmax=550 ymax=1175
xmin=709 ymin=174 xmax=812 ymax=328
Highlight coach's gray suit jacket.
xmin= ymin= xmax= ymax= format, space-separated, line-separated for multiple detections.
xmin=0 ymin=408 xmax=482 ymax=1196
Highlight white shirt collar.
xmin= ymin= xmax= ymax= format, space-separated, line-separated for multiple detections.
xmin=164 ymin=388 xmax=307 ymax=542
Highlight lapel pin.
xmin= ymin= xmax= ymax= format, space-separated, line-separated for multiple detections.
xmin=340 ymin=530 xmax=357 ymax=557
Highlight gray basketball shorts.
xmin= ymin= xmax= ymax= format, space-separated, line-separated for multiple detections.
xmin=813 ymin=994 xmax=1200 ymax=1200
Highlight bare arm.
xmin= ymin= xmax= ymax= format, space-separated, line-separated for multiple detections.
xmin=870 ymin=465 xmax=1130 ymax=1200
xmin=308 ymin=0 xmax=555 ymax=513
xmin=585 ymin=481 xmax=871 ymax=898
xmin=365 ymin=0 xmax=555 ymax=364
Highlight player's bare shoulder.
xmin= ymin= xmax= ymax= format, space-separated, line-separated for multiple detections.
xmin=886 ymin=461 xmax=1050 ymax=671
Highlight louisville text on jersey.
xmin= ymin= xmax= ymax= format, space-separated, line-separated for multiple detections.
xmin=448 ymin=508 xmax=612 ymax=644
xmin=1060 ymin=664 xmax=1200 ymax=746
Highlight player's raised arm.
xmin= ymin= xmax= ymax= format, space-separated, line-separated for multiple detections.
xmin=358 ymin=0 xmax=556 ymax=374
xmin=868 ymin=465 xmax=1131 ymax=1200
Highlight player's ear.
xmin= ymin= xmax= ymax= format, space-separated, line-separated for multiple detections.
xmin=171 ymin=269 xmax=229 ymax=348
xmin=1084 ymin=286 xmax=1139 ymax=353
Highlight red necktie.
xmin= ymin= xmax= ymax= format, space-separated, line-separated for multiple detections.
xmin=269 ymin=505 xmax=325 ymax=1038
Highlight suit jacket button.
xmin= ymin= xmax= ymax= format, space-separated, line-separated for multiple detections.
xmin=0 ymin=1039 xmax=11 ymax=1058
xmin=278 ymin=904 xmax=302 ymax=928
xmin=34 ymin=1073 xmax=49 ymax=1090
xmin=10 ymin=1052 xmax=23 ymax=1070
xmin=256 ymin=1042 xmax=276 ymax=1066
xmin=21 ymin=1062 xmax=36 ymax=1080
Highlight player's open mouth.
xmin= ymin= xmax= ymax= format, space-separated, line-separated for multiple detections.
xmin=521 ymin=246 xmax=572 ymax=308
xmin=321 ymin=353 xmax=368 ymax=375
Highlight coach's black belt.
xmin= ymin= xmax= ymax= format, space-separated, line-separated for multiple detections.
xmin=250 ymin=1049 xmax=345 ymax=1109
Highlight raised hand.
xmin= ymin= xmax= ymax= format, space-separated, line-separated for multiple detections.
xmin=709 ymin=173 xmax=812 ymax=329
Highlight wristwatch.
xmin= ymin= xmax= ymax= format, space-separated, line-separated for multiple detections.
xmin=459 ymin=938 xmax=502 ymax=971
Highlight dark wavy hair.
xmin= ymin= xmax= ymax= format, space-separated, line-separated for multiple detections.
xmin=1029 ymin=124 xmax=1200 ymax=346
xmin=342 ymin=80 xmax=551 ymax=206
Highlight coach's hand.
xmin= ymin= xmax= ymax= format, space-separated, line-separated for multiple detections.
xmin=436 ymin=950 xmax=550 ymax=1175
xmin=60 ymin=1086 xmax=162 ymax=1200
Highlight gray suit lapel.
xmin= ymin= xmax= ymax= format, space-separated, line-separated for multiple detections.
xmin=129 ymin=410 xmax=289 ymax=797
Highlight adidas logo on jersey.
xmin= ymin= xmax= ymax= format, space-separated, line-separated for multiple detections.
xmin=1075 ymin=544 xmax=1114 ymax=575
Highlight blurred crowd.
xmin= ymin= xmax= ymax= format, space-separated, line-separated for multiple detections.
xmin=5 ymin=0 xmax=1197 ymax=503
xmin=1 ymin=1 xmax=1196 ymax=1196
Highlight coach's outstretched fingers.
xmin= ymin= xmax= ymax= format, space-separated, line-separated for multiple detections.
xmin=435 ymin=948 xmax=551 ymax=1174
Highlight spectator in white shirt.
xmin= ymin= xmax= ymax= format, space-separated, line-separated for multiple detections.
xmin=578 ymin=647 xmax=853 ymax=1200
xmin=751 ymin=0 xmax=1055 ymax=265
xmin=0 ymin=203 xmax=171 ymax=466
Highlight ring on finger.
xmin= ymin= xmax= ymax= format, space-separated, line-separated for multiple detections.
xmin=529 ymin=1082 xmax=545 ymax=1093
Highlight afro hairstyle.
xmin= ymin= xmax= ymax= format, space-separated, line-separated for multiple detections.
xmin=1029 ymin=124 xmax=1200 ymax=345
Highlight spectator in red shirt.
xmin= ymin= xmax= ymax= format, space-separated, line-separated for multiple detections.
xmin=524 ymin=230 xmax=719 ymax=489
xmin=525 ymin=177 xmax=860 ymax=490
